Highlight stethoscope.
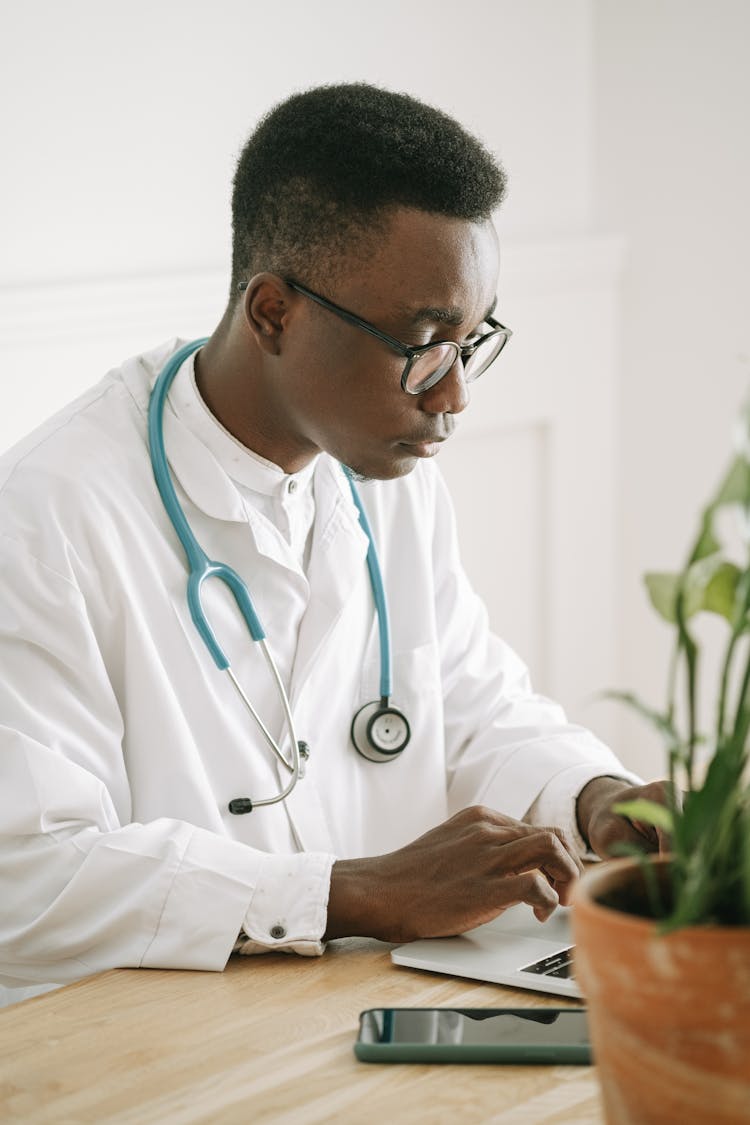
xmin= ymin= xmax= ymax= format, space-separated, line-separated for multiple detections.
xmin=147 ymin=339 xmax=411 ymax=814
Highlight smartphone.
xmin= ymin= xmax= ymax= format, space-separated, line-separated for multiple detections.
xmin=355 ymin=1007 xmax=591 ymax=1064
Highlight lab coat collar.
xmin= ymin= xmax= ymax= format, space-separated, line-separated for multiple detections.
xmin=167 ymin=354 xmax=317 ymax=502
xmin=121 ymin=340 xmax=345 ymax=531
xmin=120 ymin=339 xmax=244 ymax=524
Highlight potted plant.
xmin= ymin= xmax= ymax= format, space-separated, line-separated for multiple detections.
xmin=572 ymin=403 xmax=750 ymax=1125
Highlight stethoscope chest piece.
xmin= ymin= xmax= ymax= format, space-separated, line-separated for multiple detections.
xmin=351 ymin=700 xmax=411 ymax=763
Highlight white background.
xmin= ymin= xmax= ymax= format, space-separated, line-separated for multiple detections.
xmin=1 ymin=0 xmax=748 ymax=778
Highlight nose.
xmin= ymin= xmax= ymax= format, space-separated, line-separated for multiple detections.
xmin=419 ymin=358 xmax=470 ymax=417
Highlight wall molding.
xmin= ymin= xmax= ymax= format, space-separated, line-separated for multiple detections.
xmin=0 ymin=236 xmax=626 ymax=350
xmin=0 ymin=271 xmax=228 ymax=350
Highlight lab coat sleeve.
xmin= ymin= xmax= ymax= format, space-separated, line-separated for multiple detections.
xmin=431 ymin=472 xmax=640 ymax=846
xmin=0 ymin=536 xmax=331 ymax=988
xmin=523 ymin=765 xmax=640 ymax=855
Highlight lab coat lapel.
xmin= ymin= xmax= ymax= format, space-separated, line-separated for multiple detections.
xmin=277 ymin=461 xmax=369 ymax=854
xmin=289 ymin=459 xmax=369 ymax=705
xmin=161 ymin=395 xmax=308 ymax=588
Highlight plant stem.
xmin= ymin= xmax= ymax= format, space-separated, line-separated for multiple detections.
xmin=666 ymin=640 xmax=679 ymax=727
xmin=717 ymin=628 xmax=740 ymax=742
xmin=718 ymin=566 xmax=750 ymax=742
xmin=675 ymin=587 xmax=699 ymax=789
xmin=732 ymin=644 xmax=750 ymax=745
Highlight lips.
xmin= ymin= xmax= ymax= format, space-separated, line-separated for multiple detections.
xmin=399 ymin=439 xmax=444 ymax=458
xmin=400 ymin=432 xmax=450 ymax=447
xmin=397 ymin=421 xmax=454 ymax=458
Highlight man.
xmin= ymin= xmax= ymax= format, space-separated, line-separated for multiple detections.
xmin=0 ymin=84 xmax=665 ymax=998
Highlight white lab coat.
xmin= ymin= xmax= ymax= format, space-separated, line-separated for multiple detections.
xmin=0 ymin=339 xmax=636 ymax=995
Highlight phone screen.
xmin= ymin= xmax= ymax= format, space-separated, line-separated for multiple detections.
xmin=355 ymin=1007 xmax=591 ymax=1064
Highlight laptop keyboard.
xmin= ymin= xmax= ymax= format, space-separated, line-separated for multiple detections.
xmin=520 ymin=947 xmax=576 ymax=979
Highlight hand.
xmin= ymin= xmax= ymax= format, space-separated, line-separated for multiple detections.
xmin=576 ymin=777 xmax=672 ymax=858
xmin=325 ymin=805 xmax=583 ymax=944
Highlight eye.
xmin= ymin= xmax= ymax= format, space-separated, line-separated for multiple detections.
xmin=461 ymin=316 xmax=493 ymax=347
xmin=405 ymin=336 xmax=438 ymax=351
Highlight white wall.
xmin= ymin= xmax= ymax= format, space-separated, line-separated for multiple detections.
xmin=594 ymin=0 xmax=750 ymax=775
xmin=1 ymin=0 xmax=593 ymax=289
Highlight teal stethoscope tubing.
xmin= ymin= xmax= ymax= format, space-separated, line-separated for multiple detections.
xmin=147 ymin=339 xmax=394 ymax=803
xmin=148 ymin=340 xmax=264 ymax=667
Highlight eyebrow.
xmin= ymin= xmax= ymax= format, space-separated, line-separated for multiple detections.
xmin=397 ymin=297 xmax=498 ymax=330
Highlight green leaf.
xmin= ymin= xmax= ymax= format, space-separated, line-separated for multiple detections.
xmin=704 ymin=561 xmax=743 ymax=621
xmin=712 ymin=455 xmax=750 ymax=508
xmin=607 ymin=841 xmax=646 ymax=859
xmin=644 ymin=572 xmax=681 ymax=623
xmin=691 ymin=511 xmax=721 ymax=561
xmin=644 ymin=557 xmax=741 ymax=624
xmin=678 ymin=745 xmax=744 ymax=855
xmin=612 ymin=799 xmax=674 ymax=833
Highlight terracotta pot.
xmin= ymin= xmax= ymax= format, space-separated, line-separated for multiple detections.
xmin=572 ymin=857 xmax=750 ymax=1125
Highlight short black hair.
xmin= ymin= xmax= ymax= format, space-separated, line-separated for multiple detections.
xmin=230 ymin=83 xmax=507 ymax=297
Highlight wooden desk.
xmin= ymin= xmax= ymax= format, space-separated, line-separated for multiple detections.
xmin=0 ymin=940 xmax=603 ymax=1124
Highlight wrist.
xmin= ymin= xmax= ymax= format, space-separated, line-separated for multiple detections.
xmin=325 ymin=857 xmax=382 ymax=940
xmin=575 ymin=776 xmax=629 ymax=849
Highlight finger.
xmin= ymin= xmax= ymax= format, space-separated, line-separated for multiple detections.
xmin=458 ymin=808 xmax=584 ymax=877
xmin=551 ymin=875 xmax=577 ymax=908
xmin=526 ymin=827 xmax=583 ymax=905
xmin=490 ymin=822 xmax=584 ymax=874
xmin=540 ymin=826 xmax=584 ymax=874
xmin=630 ymin=818 xmax=660 ymax=846
xmin=453 ymin=805 xmax=524 ymax=831
xmin=494 ymin=830 xmax=582 ymax=895
xmin=600 ymin=814 xmax=658 ymax=857
xmin=625 ymin=819 xmax=661 ymax=850
xmin=495 ymin=871 xmax=560 ymax=922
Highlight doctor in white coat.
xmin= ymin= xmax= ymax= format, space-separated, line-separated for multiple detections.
xmin=0 ymin=84 xmax=667 ymax=1001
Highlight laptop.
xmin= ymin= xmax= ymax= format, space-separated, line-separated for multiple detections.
xmin=390 ymin=903 xmax=580 ymax=999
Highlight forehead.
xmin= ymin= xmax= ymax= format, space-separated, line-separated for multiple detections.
xmin=341 ymin=207 xmax=500 ymax=326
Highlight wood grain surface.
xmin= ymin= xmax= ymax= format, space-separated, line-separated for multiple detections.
xmin=0 ymin=939 xmax=603 ymax=1124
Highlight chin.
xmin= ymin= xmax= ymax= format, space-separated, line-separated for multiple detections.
xmin=342 ymin=455 xmax=417 ymax=483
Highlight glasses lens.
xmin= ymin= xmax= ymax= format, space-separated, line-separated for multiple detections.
xmin=404 ymin=344 xmax=458 ymax=394
xmin=463 ymin=332 xmax=508 ymax=382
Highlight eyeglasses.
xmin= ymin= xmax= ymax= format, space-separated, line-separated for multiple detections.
xmin=238 ymin=278 xmax=512 ymax=395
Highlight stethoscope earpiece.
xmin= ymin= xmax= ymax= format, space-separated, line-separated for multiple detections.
xmin=351 ymin=700 xmax=411 ymax=763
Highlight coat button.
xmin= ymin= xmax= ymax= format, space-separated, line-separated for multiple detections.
xmin=270 ymin=924 xmax=287 ymax=940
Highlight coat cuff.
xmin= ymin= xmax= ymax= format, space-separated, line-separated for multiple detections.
xmin=524 ymin=764 xmax=642 ymax=856
xmin=235 ymin=851 xmax=335 ymax=958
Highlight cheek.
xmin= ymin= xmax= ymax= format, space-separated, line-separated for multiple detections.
xmin=318 ymin=355 xmax=395 ymax=415
xmin=286 ymin=328 xmax=409 ymax=428
xmin=285 ymin=334 xmax=344 ymax=409
xmin=343 ymin=368 xmax=410 ymax=433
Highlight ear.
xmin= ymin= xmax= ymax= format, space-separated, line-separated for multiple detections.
xmin=240 ymin=273 xmax=293 ymax=355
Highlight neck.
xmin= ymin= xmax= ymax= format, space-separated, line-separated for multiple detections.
xmin=194 ymin=305 xmax=318 ymax=474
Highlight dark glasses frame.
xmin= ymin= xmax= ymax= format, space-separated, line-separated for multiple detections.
xmin=238 ymin=277 xmax=512 ymax=394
